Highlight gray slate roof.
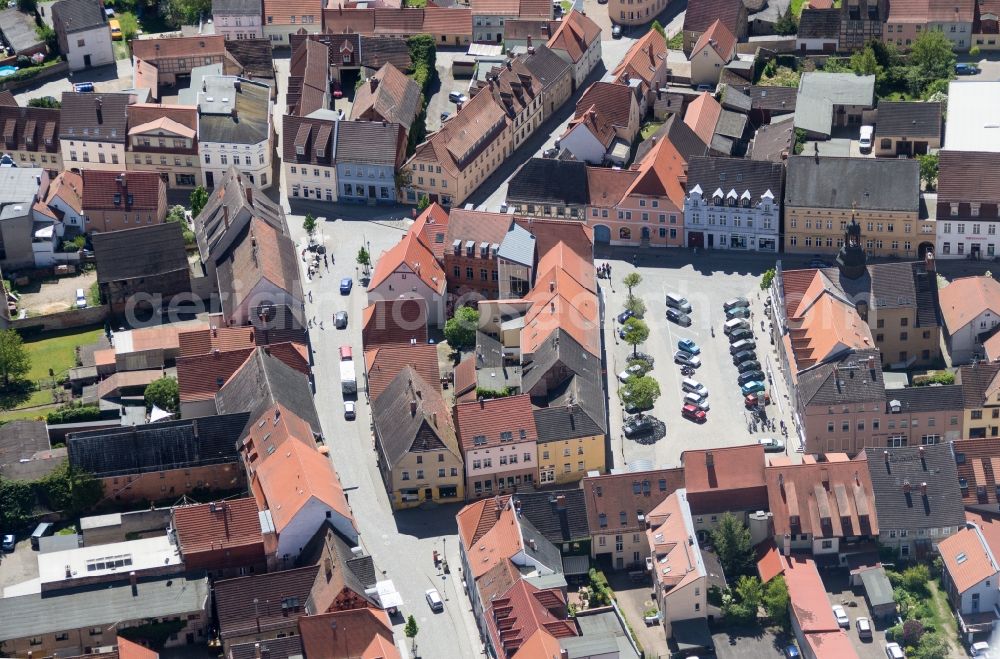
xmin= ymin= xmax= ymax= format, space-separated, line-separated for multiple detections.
xmin=864 ymin=444 xmax=966 ymax=531
xmin=195 ymin=168 xmax=287 ymax=262
xmin=887 ymin=384 xmax=964 ymax=414
xmin=229 ymin=636 xmax=304 ymax=659
xmin=52 ymin=0 xmax=107 ymax=32
xmin=370 ymin=366 xmax=455 ymax=468
xmin=518 ymin=513 xmax=564 ymax=573
xmin=506 ymin=158 xmax=590 ymax=206
xmin=334 ymin=120 xmax=403 ymax=167
xmin=797 ymin=348 xmax=886 ymax=408
xmin=720 ymin=85 xmax=751 ymax=113
xmin=820 ymin=260 xmax=939 ymax=327
xmin=198 ymin=77 xmax=270 ymax=146
xmin=749 ymin=117 xmax=794 ymax=162
xmin=785 ymin=156 xmax=920 ymax=212
xmin=93 ymin=223 xmax=189 ymax=283
xmin=67 ymin=412 xmax=250 ymax=477
xmin=798 ymin=8 xmax=841 ymax=39
xmin=59 ymin=92 xmax=129 ymax=143
xmin=216 ymin=348 xmax=320 ymax=433
xmin=0 ymin=8 xmax=44 ymax=52
xmin=876 ymin=101 xmax=942 ymax=139
xmin=686 ymin=156 xmax=784 ymax=202
xmin=0 ymin=575 xmax=209 ymax=641
xmin=512 ymin=489 xmax=590 ymax=544
xmin=715 ymin=109 xmax=747 ymax=139
xmin=522 ymin=45 xmax=571 ymax=90
xmin=497 ymin=223 xmax=536 ymax=267
xmin=795 ymin=72 xmax=875 ymax=135
xmin=212 ymin=0 xmax=262 ymax=14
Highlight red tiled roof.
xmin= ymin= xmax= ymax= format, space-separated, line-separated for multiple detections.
xmin=298 ymin=609 xmax=400 ymax=659
xmin=422 ymin=7 xmax=473 ymax=33
xmin=361 ymin=299 xmax=428 ymax=349
xmin=586 ymin=166 xmax=638 ymax=207
xmin=454 ymin=355 xmax=477 ymax=402
xmin=410 ymin=202 xmax=450 ymax=259
xmin=132 ymin=35 xmax=226 ymax=61
xmin=364 ymin=341 xmax=440 ymax=401
xmin=445 ymin=208 xmax=513 ymax=246
xmin=682 ymin=444 xmax=768 ymax=514
xmin=692 ymin=18 xmax=737 ymax=60
xmin=80 ymin=170 xmax=163 ymax=212
xmin=612 ymin=28 xmax=667 ymax=91
xmin=173 ymin=497 xmax=263 ymax=556
xmin=455 ymin=395 xmax=537 ymax=451
xmin=457 ymin=494 xmax=511 ymax=547
xmin=939 ymin=523 xmax=999 ymax=594
xmin=484 ymin=580 xmax=576 ymax=658
xmin=127 ymin=103 xmax=198 ymax=134
xmin=118 ymin=638 xmax=159 ymax=659
xmin=581 ymin=468 xmax=684 ymax=535
xmin=177 ymin=342 xmax=309 ymax=403
xmin=939 ymin=276 xmax=1000 ymax=334
xmin=783 ymin=555 xmax=841 ymax=633
xmin=623 ymin=127 xmax=687 ymax=205
xmin=563 ymin=103 xmax=616 ymax=149
xmin=953 ymin=438 xmax=1000 ymax=506
xmin=575 ymin=82 xmax=634 ymax=132
xmin=369 ymin=231 xmax=447 ymax=294
xmin=177 ymin=326 xmax=257 ymax=356
xmin=684 ymin=92 xmax=722 ymax=145
xmin=546 ymin=10 xmax=600 ymax=63
xmin=243 ymin=402 xmax=318 ymax=472
xmin=263 ymin=0 xmax=324 ymax=25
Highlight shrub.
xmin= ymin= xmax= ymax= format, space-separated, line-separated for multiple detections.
xmin=46 ymin=402 xmax=101 ymax=424
xmin=587 ymin=568 xmax=613 ymax=606
xmin=901 ymin=564 xmax=931 ymax=595
xmin=902 ymin=619 xmax=925 ymax=647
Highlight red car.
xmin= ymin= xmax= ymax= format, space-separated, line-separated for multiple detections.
xmin=332 ymin=81 xmax=343 ymax=99
xmin=682 ymin=404 xmax=707 ymax=422
xmin=744 ymin=392 xmax=772 ymax=408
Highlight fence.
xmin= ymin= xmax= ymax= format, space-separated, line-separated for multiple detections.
xmin=10 ymin=305 xmax=109 ymax=332
xmin=0 ymin=61 xmax=69 ymax=93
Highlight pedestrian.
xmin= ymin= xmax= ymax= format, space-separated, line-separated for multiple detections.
xmin=308 ymin=290 xmax=313 ymax=303
xmin=319 ymin=321 xmax=324 ymax=330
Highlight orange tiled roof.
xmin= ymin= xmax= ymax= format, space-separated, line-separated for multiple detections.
xmin=252 ymin=437 xmax=355 ymax=534
xmin=243 ymin=402 xmax=317 ymax=472
xmin=455 ymin=395 xmax=537 ymax=451
xmin=586 ymin=166 xmax=638 ymax=207
xmin=646 ymin=491 xmax=704 ymax=593
xmin=173 ymin=497 xmax=263 ymax=555
xmin=263 ymin=0 xmax=324 ymax=25
xmin=364 ymin=341 xmax=440 ymax=401
xmin=369 ymin=231 xmax=447 ymax=294
xmin=939 ymin=276 xmax=1000 ymax=334
xmin=178 ymin=326 xmax=257 ymax=357
xmin=410 ymin=202 xmax=450 ymax=259
xmin=939 ymin=523 xmax=999 ymax=594
xmin=545 ymin=10 xmax=600 ymax=63
xmin=785 ymin=270 xmax=875 ymax=369
xmin=118 ymin=638 xmax=159 ymax=659
xmin=623 ymin=127 xmax=687 ymax=206
xmin=684 ymin=92 xmax=722 ymax=145
xmin=298 ymin=609 xmax=400 ymax=659
xmin=361 ymin=298 xmax=428 ymax=349
xmin=457 ymin=494 xmax=512 ymax=547
xmin=692 ymin=18 xmax=737 ymax=60
xmin=783 ymin=555 xmax=841 ymax=633
xmin=46 ymin=171 xmax=83 ymax=214
xmin=612 ymin=28 xmax=667 ymax=91
xmin=131 ymin=35 xmax=226 ymax=61
xmin=485 ymin=580 xmax=577 ymax=658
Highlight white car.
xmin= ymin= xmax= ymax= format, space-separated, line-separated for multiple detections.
xmin=855 ymin=616 xmax=872 ymax=640
xmin=75 ymin=288 xmax=87 ymax=309
xmin=885 ymin=642 xmax=905 ymax=659
xmin=859 ymin=125 xmax=874 ymax=153
xmin=973 ymin=641 xmax=991 ymax=658
xmin=425 ymin=588 xmax=443 ymax=612
xmin=832 ymin=604 xmax=849 ymax=628
xmin=344 ymin=401 xmax=356 ymax=420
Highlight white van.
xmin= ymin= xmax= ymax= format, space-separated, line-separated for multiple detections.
xmin=681 ymin=378 xmax=707 ymax=397
xmin=75 ymin=288 xmax=86 ymax=308
xmin=665 ymin=293 xmax=692 ymax=313
xmin=724 ymin=318 xmax=749 ymax=335
xmin=684 ymin=392 xmax=709 ymax=411
xmin=859 ymin=125 xmax=874 ymax=153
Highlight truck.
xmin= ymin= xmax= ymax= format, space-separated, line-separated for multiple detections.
xmin=339 ymin=346 xmax=357 ymax=394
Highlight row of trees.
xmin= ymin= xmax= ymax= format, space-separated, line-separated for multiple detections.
xmin=825 ymin=32 xmax=956 ymax=99
xmin=0 ymin=461 xmax=103 ymax=531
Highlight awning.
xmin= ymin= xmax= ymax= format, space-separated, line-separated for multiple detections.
xmin=670 ymin=618 xmax=713 ymax=652
xmin=149 ymin=405 xmax=174 ymax=422
xmin=366 ymin=580 xmax=403 ymax=610
xmin=562 ymin=555 xmax=590 ymax=576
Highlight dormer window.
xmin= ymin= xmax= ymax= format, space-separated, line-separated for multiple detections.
xmin=113 ymin=193 xmax=121 ymax=205
xmin=972 ymin=203 xmax=981 ymax=217
xmin=127 ymin=194 xmax=133 ymax=205
xmin=598 ymin=513 xmax=607 ymax=527
xmin=951 ymin=203 xmax=959 ymax=216
xmin=295 ymin=145 xmax=304 ymax=155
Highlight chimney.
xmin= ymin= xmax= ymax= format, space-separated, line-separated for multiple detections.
xmin=495 ymin=495 xmax=503 ymax=519
xmin=410 ymin=400 xmax=417 ymax=416
xmin=706 ymin=450 xmax=714 ymax=468
xmin=245 ymin=186 xmax=253 ymax=206
xmin=222 ymin=204 xmax=229 ymax=228
xmin=527 ymin=35 xmax=533 ymax=48
xmin=549 ymin=280 xmax=555 ymax=292
xmin=129 ymin=570 xmax=137 ymax=596
xmin=920 ymin=482 xmax=928 ymax=496
xmin=95 ymin=97 xmax=103 ymax=124
xmin=254 ymin=643 xmax=262 ymax=659
xmin=883 ymin=450 xmax=890 ymax=465
xmin=231 ymin=106 xmax=239 ymax=120
xmin=65 ymin=564 xmax=71 ymax=578
xmin=556 ymin=494 xmax=566 ymax=511
xmin=903 ymin=481 xmax=911 ymax=494
xmin=924 ymin=249 xmax=935 ymax=273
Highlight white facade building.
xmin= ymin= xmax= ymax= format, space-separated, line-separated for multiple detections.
xmin=196 ymin=76 xmax=273 ymax=190
xmin=211 ymin=0 xmax=263 ymax=40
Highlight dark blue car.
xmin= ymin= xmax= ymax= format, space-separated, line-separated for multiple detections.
xmin=339 ymin=277 xmax=353 ymax=294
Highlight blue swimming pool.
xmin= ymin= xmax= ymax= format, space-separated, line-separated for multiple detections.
xmin=0 ymin=66 xmax=18 ymax=78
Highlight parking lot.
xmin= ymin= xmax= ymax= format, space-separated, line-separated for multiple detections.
xmin=599 ymin=248 xmax=799 ymax=470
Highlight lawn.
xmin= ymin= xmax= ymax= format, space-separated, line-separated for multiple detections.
xmin=0 ymin=404 xmax=58 ymax=422
xmin=667 ymin=32 xmax=683 ymax=49
xmin=23 ymin=325 xmax=104 ymax=382
xmin=640 ymin=121 xmax=664 ymax=140
xmin=792 ymin=0 xmax=839 ymax=16
xmin=112 ymin=41 xmax=130 ymax=61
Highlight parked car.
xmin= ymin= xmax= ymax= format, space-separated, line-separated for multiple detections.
xmin=339 ymin=277 xmax=353 ymax=294
xmin=440 ymin=111 xmax=450 ymax=121
xmin=334 ymin=311 xmax=348 ymax=329
xmin=732 ymin=350 xmax=757 ymax=366
xmin=738 ymin=370 xmax=765 ymax=386
xmin=681 ymin=404 xmax=707 ymax=422
xmin=666 ymin=292 xmax=692 ymax=313
xmin=728 ymin=328 xmax=753 ymax=343
xmin=425 ymin=588 xmax=444 ymax=612
xmin=730 ymin=339 xmax=756 ymax=355
xmin=956 ymin=63 xmax=980 ymax=75
xmin=667 ymin=308 xmax=692 ymax=326
xmin=884 ymin=642 xmax=905 ymax=659
xmin=684 ymin=392 xmax=709 ymax=411
xmin=726 ymin=306 xmax=750 ymax=319
xmin=617 ymin=364 xmax=645 ymax=382
xmin=624 ymin=415 xmax=658 ymax=438
xmin=622 ymin=389 xmax=652 ymax=415
xmin=758 ymin=437 xmax=784 ymax=453
xmin=972 ymin=641 xmax=991 ymax=658
xmin=677 ymin=338 xmax=700 ymax=355
xmin=723 ymin=296 xmax=749 ymax=311
xmin=1 ymin=534 xmax=14 ymax=552
xmin=745 ymin=392 xmax=771 ymax=407
xmin=612 ymin=24 xmax=622 ymax=38
xmin=674 ymin=351 xmax=701 ymax=368
xmin=859 ymin=125 xmax=874 ymax=153
xmin=75 ymin=288 xmax=87 ymax=309
xmin=784 ymin=645 xmax=800 ymax=659
xmin=448 ymin=91 xmax=468 ymax=103
xmin=543 ymin=147 xmax=560 ymax=158
xmin=681 ymin=378 xmax=707 ymax=397
xmin=737 ymin=360 xmax=762 ymax=374
xmin=109 ymin=18 xmax=122 ymax=39
xmin=332 ymin=81 xmax=343 ymax=99
xmin=856 ymin=616 xmax=872 ymax=640
xmin=344 ymin=401 xmax=356 ymax=420
xmin=740 ymin=381 xmax=765 ymax=395
xmin=832 ymin=604 xmax=849 ymax=628
xmin=73 ymin=82 xmax=95 ymax=93
xmin=617 ymin=309 xmax=635 ymax=324
xmin=724 ymin=318 xmax=750 ymax=335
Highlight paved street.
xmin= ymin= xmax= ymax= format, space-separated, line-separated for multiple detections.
xmin=597 ymin=247 xmax=800 ymax=470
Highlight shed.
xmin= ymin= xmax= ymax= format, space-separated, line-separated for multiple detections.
xmin=859 ymin=566 xmax=896 ymax=621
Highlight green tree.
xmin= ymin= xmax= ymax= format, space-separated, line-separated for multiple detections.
xmin=760 ymin=267 xmax=775 ymax=290
xmin=620 ymin=374 xmax=660 ymax=411
xmin=793 ymin=128 xmax=807 ymax=155
xmin=918 ymin=153 xmax=939 ymax=191
xmin=0 ymin=329 xmax=30 ymax=388
xmin=28 ymin=97 xmax=60 ymax=108
xmin=118 ymin=11 xmax=139 ymax=42
xmin=721 ymin=576 xmax=762 ymax=624
xmin=0 ymin=477 xmax=36 ymax=530
xmin=38 ymin=460 xmax=103 ymax=518
xmin=650 ymin=20 xmax=664 ymax=37
xmin=303 ymin=213 xmax=317 ymax=240
xmin=622 ymin=272 xmax=642 ymax=297
xmin=773 ymin=5 xmax=797 ymax=36
xmin=900 ymin=564 xmax=930 ymax=595
xmin=444 ymin=306 xmax=479 ymax=350
xmin=711 ymin=512 xmax=754 ymax=577
xmin=417 ymin=194 xmax=431 ymax=211
xmin=356 ymin=245 xmax=371 ymax=274
xmin=166 ymin=0 xmax=211 ymax=26
xmin=36 ymin=23 xmax=57 ymax=54
xmin=165 ymin=205 xmax=195 ymax=245
xmin=144 ymin=376 xmax=179 ymax=412
xmin=189 ymin=186 xmax=208 ymax=218
xmin=621 ymin=317 xmax=649 ymax=356
xmin=912 ymin=632 xmax=949 ymax=659
xmin=404 ymin=615 xmax=419 ymax=650
xmin=850 ymin=46 xmax=882 ymax=77
xmin=762 ymin=575 xmax=790 ymax=625
xmin=910 ymin=31 xmax=956 ymax=90
xmin=624 ymin=294 xmax=646 ymax=319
